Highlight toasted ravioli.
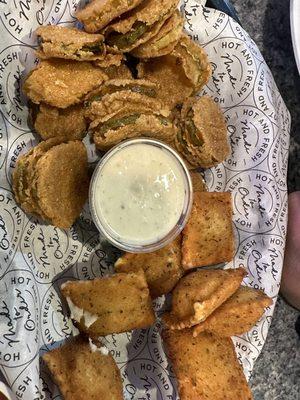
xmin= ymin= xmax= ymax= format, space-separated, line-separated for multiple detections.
xmin=162 ymin=268 xmax=246 ymax=329
xmin=42 ymin=336 xmax=123 ymax=400
xmin=115 ymin=236 xmax=183 ymax=298
xmin=36 ymin=25 xmax=105 ymax=61
xmin=104 ymin=0 xmax=178 ymax=52
xmin=76 ymin=0 xmax=144 ymax=32
xmin=163 ymin=329 xmax=253 ymax=400
xmin=33 ymin=103 xmax=87 ymax=140
xmin=35 ymin=141 xmax=89 ymax=228
xmin=176 ymin=96 xmax=230 ymax=168
xmin=131 ymin=10 xmax=184 ymax=58
xmin=23 ymin=60 xmax=107 ymax=108
xmin=182 ymin=192 xmax=235 ymax=269
xmin=137 ymin=56 xmax=194 ymax=109
xmin=61 ymin=270 xmax=155 ymax=338
xmin=193 ymin=286 xmax=273 ymax=337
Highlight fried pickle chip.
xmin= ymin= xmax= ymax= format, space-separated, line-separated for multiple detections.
xmin=91 ymin=110 xmax=176 ymax=150
xmin=176 ymin=96 xmax=230 ymax=168
xmin=172 ymin=33 xmax=211 ymax=92
xmin=61 ymin=270 xmax=155 ymax=338
xmin=193 ymin=286 xmax=273 ymax=337
xmin=23 ymin=60 xmax=107 ymax=108
xmin=131 ymin=10 xmax=184 ymax=58
xmin=137 ymin=56 xmax=194 ymax=109
xmin=182 ymin=192 xmax=235 ymax=269
xmin=36 ymin=25 xmax=106 ymax=61
xmin=190 ymin=171 xmax=206 ymax=192
xmin=94 ymin=53 xmax=124 ymax=68
xmin=85 ymin=79 xmax=158 ymax=109
xmin=115 ymin=236 xmax=183 ymax=298
xmin=162 ymin=268 xmax=246 ymax=329
xmin=33 ymin=103 xmax=87 ymax=140
xmin=102 ymin=63 xmax=133 ymax=79
xmin=76 ymin=0 xmax=144 ymax=32
xmin=104 ymin=0 xmax=178 ymax=52
xmin=13 ymin=140 xmax=89 ymax=228
xmin=163 ymin=329 xmax=253 ymax=400
xmin=43 ymin=336 xmax=123 ymax=400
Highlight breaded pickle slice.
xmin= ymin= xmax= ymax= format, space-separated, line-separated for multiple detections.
xmin=76 ymin=0 xmax=144 ymax=32
xmin=32 ymin=103 xmax=87 ymax=141
xmin=85 ymin=78 xmax=157 ymax=107
xmin=131 ymin=10 xmax=184 ymax=58
xmin=92 ymin=110 xmax=176 ymax=150
xmin=104 ymin=0 xmax=178 ymax=51
xmin=36 ymin=26 xmax=106 ymax=61
xmin=177 ymin=96 xmax=230 ymax=168
xmin=23 ymin=60 xmax=108 ymax=108
xmin=173 ymin=33 xmax=211 ymax=93
xmin=43 ymin=336 xmax=123 ymax=400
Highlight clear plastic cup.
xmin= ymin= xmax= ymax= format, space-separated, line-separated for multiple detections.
xmin=89 ymin=138 xmax=193 ymax=253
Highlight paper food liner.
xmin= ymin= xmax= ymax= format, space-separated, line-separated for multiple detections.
xmin=0 ymin=1 xmax=290 ymax=399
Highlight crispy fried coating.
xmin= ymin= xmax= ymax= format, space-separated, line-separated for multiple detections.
xmin=76 ymin=0 xmax=144 ymax=32
xmin=35 ymin=141 xmax=89 ymax=228
xmin=172 ymin=33 xmax=211 ymax=93
xmin=13 ymin=140 xmax=89 ymax=228
xmin=131 ymin=10 xmax=184 ymax=58
xmin=176 ymin=96 xmax=230 ymax=168
xmin=163 ymin=329 xmax=253 ymax=400
xmin=189 ymin=171 xmax=206 ymax=192
xmin=23 ymin=60 xmax=107 ymax=108
xmin=104 ymin=0 xmax=178 ymax=51
xmin=182 ymin=192 xmax=235 ymax=269
xmin=193 ymin=286 xmax=273 ymax=337
xmin=33 ymin=103 xmax=87 ymax=140
xmin=102 ymin=63 xmax=133 ymax=79
xmin=42 ymin=336 xmax=123 ymax=400
xmin=162 ymin=268 xmax=246 ymax=329
xmin=115 ymin=236 xmax=183 ymax=298
xmin=94 ymin=53 xmax=125 ymax=68
xmin=36 ymin=25 xmax=105 ymax=61
xmin=61 ymin=270 xmax=155 ymax=338
xmin=137 ymin=56 xmax=194 ymax=109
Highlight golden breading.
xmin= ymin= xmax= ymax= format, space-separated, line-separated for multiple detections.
xmin=104 ymin=0 xmax=178 ymax=52
xmin=23 ymin=60 xmax=107 ymax=108
xmin=76 ymin=0 xmax=144 ymax=32
xmin=114 ymin=236 xmax=183 ymax=298
xmin=172 ymin=33 xmax=211 ymax=93
xmin=162 ymin=268 xmax=246 ymax=330
xmin=102 ymin=63 xmax=133 ymax=79
xmin=131 ymin=10 xmax=184 ymax=58
xmin=137 ymin=56 xmax=194 ymax=109
xmin=92 ymin=111 xmax=176 ymax=150
xmin=177 ymin=96 xmax=230 ymax=168
xmin=193 ymin=286 xmax=273 ymax=337
xmin=26 ymin=141 xmax=89 ymax=228
xmin=189 ymin=171 xmax=206 ymax=192
xmin=163 ymin=329 xmax=253 ymax=400
xmin=182 ymin=192 xmax=235 ymax=269
xmin=36 ymin=25 xmax=106 ymax=61
xmin=33 ymin=103 xmax=87 ymax=141
xmin=61 ymin=270 xmax=155 ymax=338
xmin=94 ymin=53 xmax=125 ymax=68
xmin=42 ymin=336 xmax=123 ymax=400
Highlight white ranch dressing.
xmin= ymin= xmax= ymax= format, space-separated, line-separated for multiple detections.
xmin=92 ymin=143 xmax=186 ymax=246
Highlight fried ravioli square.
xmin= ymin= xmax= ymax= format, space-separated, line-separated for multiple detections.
xmin=162 ymin=268 xmax=246 ymax=330
xmin=114 ymin=236 xmax=183 ymax=298
xmin=42 ymin=336 xmax=123 ymax=400
xmin=193 ymin=286 xmax=273 ymax=337
xmin=163 ymin=329 xmax=253 ymax=400
xmin=182 ymin=192 xmax=235 ymax=269
xmin=61 ymin=270 xmax=155 ymax=338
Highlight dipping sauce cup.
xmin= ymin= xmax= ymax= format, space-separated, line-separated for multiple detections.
xmin=89 ymin=138 xmax=193 ymax=252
